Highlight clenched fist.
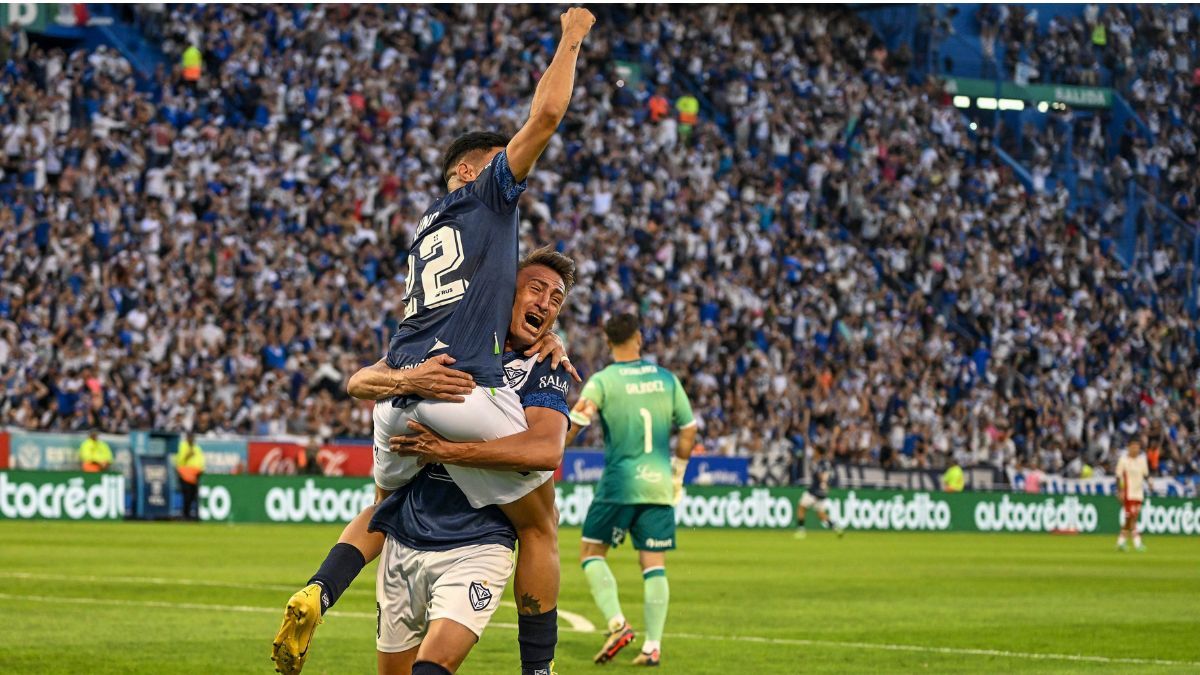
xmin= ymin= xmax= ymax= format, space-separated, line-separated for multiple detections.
xmin=561 ymin=7 xmax=596 ymax=41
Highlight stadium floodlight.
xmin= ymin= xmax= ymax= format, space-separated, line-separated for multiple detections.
xmin=998 ymin=98 xmax=1024 ymax=111
xmin=953 ymin=95 xmax=970 ymax=108
xmin=1037 ymin=101 xmax=1050 ymax=113
xmin=976 ymin=97 xmax=998 ymax=110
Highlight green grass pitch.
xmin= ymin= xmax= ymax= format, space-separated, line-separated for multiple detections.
xmin=1 ymin=521 xmax=1198 ymax=673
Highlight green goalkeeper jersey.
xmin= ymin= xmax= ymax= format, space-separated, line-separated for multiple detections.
xmin=579 ymin=359 xmax=695 ymax=505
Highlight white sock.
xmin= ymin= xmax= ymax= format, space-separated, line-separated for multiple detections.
xmin=1117 ymin=534 xmax=1127 ymax=545
xmin=608 ymin=615 xmax=627 ymax=633
xmin=1133 ymin=535 xmax=1143 ymax=547
xmin=643 ymin=639 xmax=661 ymax=653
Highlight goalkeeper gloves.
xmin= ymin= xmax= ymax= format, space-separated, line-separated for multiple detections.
xmin=569 ymin=409 xmax=592 ymax=427
xmin=671 ymin=456 xmax=688 ymax=505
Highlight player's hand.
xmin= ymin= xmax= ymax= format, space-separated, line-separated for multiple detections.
xmin=671 ymin=456 xmax=688 ymax=506
xmin=405 ymin=354 xmax=474 ymax=402
xmin=524 ymin=332 xmax=582 ymax=382
xmin=561 ymin=7 xmax=595 ymax=40
xmin=388 ymin=421 xmax=459 ymax=465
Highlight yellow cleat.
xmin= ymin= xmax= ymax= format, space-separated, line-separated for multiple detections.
xmin=594 ymin=622 xmax=636 ymax=664
xmin=272 ymin=583 xmax=324 ymax=674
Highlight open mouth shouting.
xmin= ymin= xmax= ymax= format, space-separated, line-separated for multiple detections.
xmin=524 ymin=311 xmax=545 ymax=333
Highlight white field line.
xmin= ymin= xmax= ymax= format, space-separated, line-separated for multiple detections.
xmin=1 ymin=591 xmax=1197 ymax=668
xmin=0 ymin=570 xmax=594 ymax=632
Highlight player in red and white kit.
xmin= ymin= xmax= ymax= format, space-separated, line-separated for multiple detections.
xmin=1114 ymin=439 xmax=1152 ymax=552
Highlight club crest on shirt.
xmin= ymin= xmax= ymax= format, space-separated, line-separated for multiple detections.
xmin=468 ymin=580 xmax=493 ymax=611
xmin=504 ymin=360 xmax=532 ymax=390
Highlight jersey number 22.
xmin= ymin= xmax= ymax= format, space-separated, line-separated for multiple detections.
xmin=405 ymin=227 xmax=468 ymax=316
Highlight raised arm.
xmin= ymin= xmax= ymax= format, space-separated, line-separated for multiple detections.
xmin=347 ymin=354 xmax=475 ymax=402
xmin=390 ymin=408 xmax=568 ymax=472
xmin=505 ymin=7 xmax=595 ymax=181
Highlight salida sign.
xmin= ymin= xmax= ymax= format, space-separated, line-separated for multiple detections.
xmin=247 ymin=442 xmax=372 ymax=477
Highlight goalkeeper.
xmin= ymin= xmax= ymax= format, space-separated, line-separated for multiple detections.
xmin=564 ymin=313 xmax=697 ymax=667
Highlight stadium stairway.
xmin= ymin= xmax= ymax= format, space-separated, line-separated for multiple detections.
xmin=84 ymin=4 xmax=167 ymax=82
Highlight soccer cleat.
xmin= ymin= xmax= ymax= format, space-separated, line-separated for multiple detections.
xmin=632 ymin=649 xmax=661 ymax=666
xmin=834 ymin=525 xmax=846 ymax=538
xmin=593 ymin=622 xmax=636 ymax=664
xmin=793 ymin=528 xmax=807 ymax=540
xmin=272 ymin=583 xmax=324 ymax=674
xmin=1116 ymin=542 xmax=1128 ymax=552
xmin=1134 ymin=543 xmax=1147 ymax=553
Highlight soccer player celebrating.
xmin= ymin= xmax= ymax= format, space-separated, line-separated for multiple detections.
xmin=565 ymin=314 xmax=697 ymax=667
xmin=272 ymin=7 xmax=595 ymax=675
xmin=1115 ymin=438 xmax=1152 ymax=552
xmin=273 ymin=251 xmax=576 ymax=675
xmin=794 ymin=447 xmax=844 ymax=539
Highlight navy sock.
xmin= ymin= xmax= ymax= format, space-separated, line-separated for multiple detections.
xmin=412 ymin=662 xmax=451 ymax=675
xmin=518 ymin=607 xmax=557 ymax=675
xmin=307 ymin=542 xmax=366 ymax=614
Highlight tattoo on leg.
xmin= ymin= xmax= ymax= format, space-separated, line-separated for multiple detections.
xmin=518 ymin=593 xmax=542 ymax=616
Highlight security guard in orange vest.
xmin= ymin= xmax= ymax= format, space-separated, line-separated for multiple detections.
xmin=175 ymin=432 xmax=206 ymax=520
xmin=79 ymin=431 xmax=113 ymax=472
xmin=182 ymin=45 xmax=202 ymax=83
xmin=676 ymin=94 xmax=699 ymax=143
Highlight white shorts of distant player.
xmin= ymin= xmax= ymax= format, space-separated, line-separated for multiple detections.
xmin=376 ymin=538 xmax=514 ymax=652
xmin=799 ymin=491 xmax=830 ymax=513
xmin=372 ymin=385 xmax=552 ymax=507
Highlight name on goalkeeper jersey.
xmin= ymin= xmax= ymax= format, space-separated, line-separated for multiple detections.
xmin=625 ymin=380 xmax=665 ymax=395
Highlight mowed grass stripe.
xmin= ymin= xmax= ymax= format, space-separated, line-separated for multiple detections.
xmin=2 ymin=591 xmax=1197 ymax=668
xmin=3 ymin=522 xmax=1199 ymax=673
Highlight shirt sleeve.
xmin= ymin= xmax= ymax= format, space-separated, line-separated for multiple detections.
xmin=469 ymin=149 xmax=526 ymax=214
xmin=521 ymin=360 xmax=572 ymax=420
xmin=671 ymin=373 xmax=696 ymax=429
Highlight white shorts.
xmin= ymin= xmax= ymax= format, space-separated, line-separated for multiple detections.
xmin=373 ymin=385 xmax=552 ymax=507
xmin=376 ymin=536 xmax=514 ymax=653
xmin=800 ymin=492 xmax=830 ymax=512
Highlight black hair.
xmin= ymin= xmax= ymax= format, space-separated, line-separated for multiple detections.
xmin=440 ymin=131 xmax=510 ymax=185
xmin=520 ymin=246 xmax=577 ymax=294
xmin=604 ymin=313 xmax=640 ymax=346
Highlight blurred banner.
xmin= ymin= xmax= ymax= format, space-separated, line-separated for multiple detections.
xmin=189 ymin=438 xmax=247 ymax=475
xmin=0 ymin=471 xmax=125 ymax=520
xmin=0 ymin=430 xmax=8 ymax=469
xmin=557 ymin=450 xmax=748 ymax=485
xmin=247 ymin=440 xmax=373 ymax=477
xmin=833 ymin=464 xmax=999 ymax=492
xmin=182 ymin=476 xmax=1200 ymax=535
xmin=1007 ymin=470 xmax=1198 ymax=499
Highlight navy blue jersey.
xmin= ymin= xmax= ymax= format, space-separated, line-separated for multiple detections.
xmin=809 ymin=458 xmax=833 ymax=499
xmin=386 ymin=150 xmax=526 ymax=389
xmin=370 ymin=351 xmax=573 ymax=551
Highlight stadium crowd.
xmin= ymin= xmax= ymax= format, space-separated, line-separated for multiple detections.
xmin=0 ymin=5 xmax=1197 ymax=484
xmin=975 ymin=4 xmax=1199 ymax=218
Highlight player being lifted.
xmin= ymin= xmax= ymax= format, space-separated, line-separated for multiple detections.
xmin=794 ymin=447 xmax=844 ymax=539
xmin=565 ymin=314 xmax=697 ymax=667
xmin=272 ymin=8 xmax=595 ymax=675
xmin=1115 ymin=439 xmax=1152 ymax=552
